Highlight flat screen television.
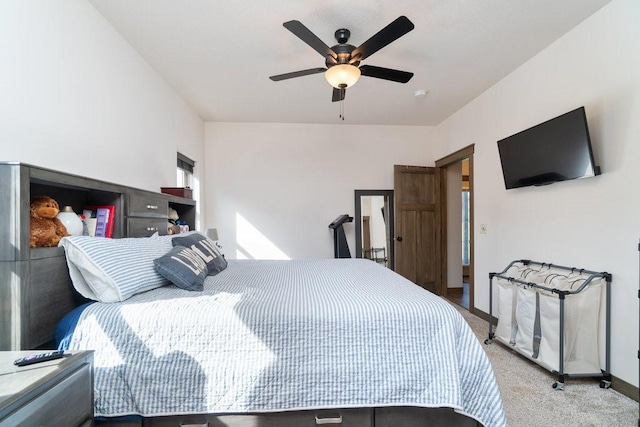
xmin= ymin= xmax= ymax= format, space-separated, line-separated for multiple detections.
xmin=497 ymin=106 xmax=600 ymax=190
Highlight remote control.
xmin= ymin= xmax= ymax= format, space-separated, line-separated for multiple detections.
xmin=13 ymin=351 xmax=65 ymax=367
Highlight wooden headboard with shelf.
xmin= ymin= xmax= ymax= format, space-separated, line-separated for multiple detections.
xmin=0 ymin=162 xmax=197 ymax=350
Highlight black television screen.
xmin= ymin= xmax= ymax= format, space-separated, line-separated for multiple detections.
xmin=497 ymin=107 xmax=600 ymax=189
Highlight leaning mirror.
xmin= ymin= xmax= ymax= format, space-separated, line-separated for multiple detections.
xmin=354 ymin=190 xmax=394 ymax=270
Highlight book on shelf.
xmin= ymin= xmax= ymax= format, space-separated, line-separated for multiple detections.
xmin=83 ymin=205 xmax=116 ymax=238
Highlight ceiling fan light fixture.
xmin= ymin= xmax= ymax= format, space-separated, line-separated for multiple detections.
xmin=325 ymin=64 xmax=361 ymax=89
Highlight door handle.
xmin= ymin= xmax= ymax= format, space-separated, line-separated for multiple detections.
xmin=396 ymin=236 xmax=403 ymax=242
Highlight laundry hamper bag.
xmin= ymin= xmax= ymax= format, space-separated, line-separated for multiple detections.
xmin=496 ymin=267 xmax=605 ymax=374
xmin=488 ymin=260 xmax=611 ymax=388
xmin=494 ymin=277 xmax=517 ymax=345
xmin=496 ymin=266 xmax=545 ymax=353
xmin=536 ymin=276 xmax=604 ymax=373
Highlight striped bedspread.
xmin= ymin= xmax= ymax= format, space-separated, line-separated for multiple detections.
xmin=63 ymin=258 xmax=506 ymax=426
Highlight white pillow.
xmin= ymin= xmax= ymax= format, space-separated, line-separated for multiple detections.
xmin=59 ymin=234 xmax=177 ymax=302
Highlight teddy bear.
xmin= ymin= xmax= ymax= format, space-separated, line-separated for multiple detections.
xmin=167 ymin=207 xmax=181 ymax=234
xmin=30 ymin=195 xmax=70 ymax=247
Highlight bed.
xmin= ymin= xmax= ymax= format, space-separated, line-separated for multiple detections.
xmin=54 ymin=232 xmax=506 ymax=427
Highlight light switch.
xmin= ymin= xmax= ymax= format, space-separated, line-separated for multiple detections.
xmin=480 ymin=224 xmax=488 ymax=234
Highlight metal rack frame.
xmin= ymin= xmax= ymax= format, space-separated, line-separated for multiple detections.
xmin=485 ymin=259 xmax=612 ymax=390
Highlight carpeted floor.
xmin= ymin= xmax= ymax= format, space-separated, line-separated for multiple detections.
xmin=453 ymin=302 xmax=639 ymax=427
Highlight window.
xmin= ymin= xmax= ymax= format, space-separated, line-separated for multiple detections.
xmin=177 ymin=153 xmax=194 ymax=188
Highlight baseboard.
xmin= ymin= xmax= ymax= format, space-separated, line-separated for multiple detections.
xmin=612 ymin=376 xmax=639 ymax=403
xmin=471 ymin=307 xmax=497 ymax=326
xmin=471 ymin=307 xmax=639 ymax=403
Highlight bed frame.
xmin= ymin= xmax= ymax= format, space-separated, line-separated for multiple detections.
xmin=2 ymin=163 xmax=485 ymax=427
xmin=40 ymin=263 xmax=484 ymax=427
xmin=31 ymin=254 xmax=483 ymax=427
xmin=95 ymin=407 xmax=480 ymax=427
xmin=0 ymin=162 xmax=195 ymax=351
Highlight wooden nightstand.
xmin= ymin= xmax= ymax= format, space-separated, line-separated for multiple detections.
xmin=0 ymin=350 xmax=94 ymax=426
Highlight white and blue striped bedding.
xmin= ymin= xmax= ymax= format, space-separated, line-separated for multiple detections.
xmin=59 ymin=234 xmax=180 ymax=302
xmin=61 ymin=258 xmax=506 ymax=426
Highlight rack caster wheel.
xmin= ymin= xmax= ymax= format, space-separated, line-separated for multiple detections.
xmin=484 ymin=338 xmax=492 ymax=345
xmin=552 ymin=381 xmax=565 ymax=390
xmin=600 ymin=380 xmax=611 ymax=389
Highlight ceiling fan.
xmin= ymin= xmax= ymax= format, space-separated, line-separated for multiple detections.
xmin=269 ymin=16 xmax=415 ymax=102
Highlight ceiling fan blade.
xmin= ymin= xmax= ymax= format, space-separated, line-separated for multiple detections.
xmin=269 ymin=68 xmax=326 ymax=81
xmin=332 ymin=87 xmax=346 ymax=102
xmin=359 ymin=65 xmax=414 ymax=83
xmin=350 ymin=16 xmax=414 ymax=63
xmin=283 ymin=20 xmax=337 ymax=61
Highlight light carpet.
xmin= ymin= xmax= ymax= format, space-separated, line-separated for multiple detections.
xmin=454 ymin=302 xmax=638 ymax=427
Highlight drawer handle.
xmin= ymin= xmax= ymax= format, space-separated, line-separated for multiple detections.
xmin=146 ymin=227 xmax=159 ymax=231
xmin=146 ymin=204 xmax=159 ymax=210
xmin=315 ymin=415 xmax=342 ymax=425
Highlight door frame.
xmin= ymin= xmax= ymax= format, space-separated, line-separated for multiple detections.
xmin=435 ymin=144 xmax=475 ymax=312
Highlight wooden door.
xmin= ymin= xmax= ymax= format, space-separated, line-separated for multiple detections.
xmin=394 ymin=165 xmax=441 ymax=294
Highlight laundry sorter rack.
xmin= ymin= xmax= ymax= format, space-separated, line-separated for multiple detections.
xmin=484 ymin=259 xmax=612 ymax=390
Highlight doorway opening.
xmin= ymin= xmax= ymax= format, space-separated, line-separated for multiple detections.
xmin=436 ymin=145 xmax=474 ymax=312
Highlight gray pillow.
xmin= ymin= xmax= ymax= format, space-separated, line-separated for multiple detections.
xmin=153 ymin=245 xmax=208 ymax=291
xmin=172 ymin=232 xmax=227 ymax=275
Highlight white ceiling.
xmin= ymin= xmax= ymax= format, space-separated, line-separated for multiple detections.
xmin=88 ymin=0 xmax=613 ymax=126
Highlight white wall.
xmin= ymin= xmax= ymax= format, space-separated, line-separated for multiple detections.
xmin=204 ymin=122 xmax=434 ymax=259
xmin=0 ymin=0 xmax=204 ymax=215
xmin=435 ymin=0 xmax=640 ymax=387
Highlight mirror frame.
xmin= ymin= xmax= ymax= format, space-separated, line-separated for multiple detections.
xmin=354 ymin=189 xmax=394 ymax=270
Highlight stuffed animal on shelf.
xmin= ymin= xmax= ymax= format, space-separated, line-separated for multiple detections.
xmin=167 ymin=207 xmax=181 ymax=234
xmin=30 ymin=195 xmax=70 ymax=247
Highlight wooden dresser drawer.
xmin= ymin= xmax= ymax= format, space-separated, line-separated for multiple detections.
xmin=375 ymin=407 xmax=481 ymax=427
xmin=127 ymin=218 xmax=168 ymax=237
xmin=0 ymin=362 xmax=93 ymax=427
xmin=146 ymin=408 xmax=373 ymax=427
xmin=127 ymin=195 xmax=168 ymax=218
